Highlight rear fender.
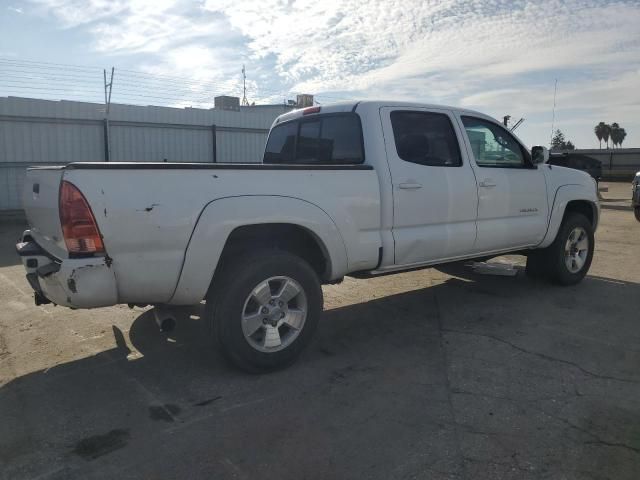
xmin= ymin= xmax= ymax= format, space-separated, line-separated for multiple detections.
xmin=169 ymin=195 xmax=347 ymax=305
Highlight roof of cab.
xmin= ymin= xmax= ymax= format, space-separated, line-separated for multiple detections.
xmin=272 ymin=100 xmax=495 ymax=127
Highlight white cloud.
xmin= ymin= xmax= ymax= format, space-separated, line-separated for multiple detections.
xmin=24 ymin=0 xmax=640 ymax=146
xmin=29 ymin=0 xmax=130 ymax=26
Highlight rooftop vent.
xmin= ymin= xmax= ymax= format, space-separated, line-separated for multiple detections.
xmin=214 ymin=96 xmax=241 ymax=112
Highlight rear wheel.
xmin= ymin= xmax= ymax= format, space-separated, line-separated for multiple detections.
xmin=634 ymin=207 xmax=640 ymax=222
xmin=205 ymin=250 xmax=323 ymax=373
xmin=526 ymin=213 xmax=594 ymax=285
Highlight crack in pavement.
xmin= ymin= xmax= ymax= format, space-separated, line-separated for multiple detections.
xmin=432 ymin=291 xmax=468 ymax=479
xmin=450 ymin=387 xmax=640 ymax=457
xmin=442 ymin=328 xmax=638 ymax=384
xmin=545 ymin=411 xmax=640 ymax=456
xmin=435 ymin=318 xmax=640 ymax=460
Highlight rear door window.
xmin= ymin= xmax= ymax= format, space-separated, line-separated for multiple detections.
xmin=390 ymin=111 xmax=462 ymax=167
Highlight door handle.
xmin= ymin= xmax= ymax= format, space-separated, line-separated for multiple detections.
xmin=398 ymin=182 xmax=423 ymax=190
xmin=479 ymin=179 xmax=496 ymax=188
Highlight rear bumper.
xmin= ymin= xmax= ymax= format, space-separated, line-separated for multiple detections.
xmin=16 ymin=231 xmax=118 ymax=308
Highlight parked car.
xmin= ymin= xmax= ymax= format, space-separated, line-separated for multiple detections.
xmin=633 ymin=172 xmax=640 ymax=222
xmin=16 ymin=101 xmax=600 ymax=372
xmin=547 ymin=152 xmax=602 ymax=181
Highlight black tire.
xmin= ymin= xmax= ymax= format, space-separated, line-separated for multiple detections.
xmin=526 ymin=212 xmax=594 ymax=285
xmin=634 ymin=207 xmax=640 ymax=223
xmin=205 ymin=249 xmax=323 ymax=373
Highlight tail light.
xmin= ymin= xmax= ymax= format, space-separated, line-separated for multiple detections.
xmin=59 ymin=181 xmax=105 ymax=255
xmin=302 ymin=106 xmax=321 ymax=115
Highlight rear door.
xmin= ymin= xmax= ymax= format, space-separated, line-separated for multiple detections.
xmin=380 ymin=107 xmax=478 ymax=265
xmin=457 ymin=115 xmax=548 ymax=252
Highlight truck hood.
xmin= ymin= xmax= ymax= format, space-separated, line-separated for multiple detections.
xmin=544 ymin=163 xmax=598 ymax=193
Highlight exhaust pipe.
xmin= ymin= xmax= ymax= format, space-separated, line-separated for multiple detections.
xmin=152 ymin=305 xmax=176 ymax=332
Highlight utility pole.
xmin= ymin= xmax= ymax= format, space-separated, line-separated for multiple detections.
xmin=241 ymin=64 xmax=249 ymax=106
xmin=103 ymin=67 xmax=114 ymax=162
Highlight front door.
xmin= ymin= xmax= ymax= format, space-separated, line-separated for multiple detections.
xmin=381 ymin=107 xmax=479 ymax=266
xmin=456 ymin=115 xmax=549 ymax=252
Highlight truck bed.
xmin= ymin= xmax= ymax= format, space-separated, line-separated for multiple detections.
xmin=21 ymin=162 xmax=381 ymax=307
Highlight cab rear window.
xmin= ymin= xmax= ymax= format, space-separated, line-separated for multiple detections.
xmin=264 ymin=113 xmax=364 ymax=165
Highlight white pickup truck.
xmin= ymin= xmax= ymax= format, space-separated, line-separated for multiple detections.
xmin=17 ymin=101 xmax=599 ymax=372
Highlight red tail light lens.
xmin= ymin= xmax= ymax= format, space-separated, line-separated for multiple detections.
xmin=59 ymin=181 xmax=104 ymax=255
xmin=302 ymin=106 xmax=321 ymax=115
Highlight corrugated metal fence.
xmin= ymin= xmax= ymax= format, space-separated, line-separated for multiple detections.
xmin=0 ymin=97 xmax=291 ymax=210
xmin=565 ymin=149 xmax=640 ymax=180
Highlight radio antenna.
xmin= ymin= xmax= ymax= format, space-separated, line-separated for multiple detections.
xmin=241 ymin=65 xmax=249 ymax=106
xmin=549 ymin=79 xmax=558 ymax=146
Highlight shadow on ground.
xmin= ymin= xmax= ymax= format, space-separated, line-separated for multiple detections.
xmin=1 ymin=266 xmax=640 ymax=480
xmin=0 ymin=222 xmax=25 ymax=268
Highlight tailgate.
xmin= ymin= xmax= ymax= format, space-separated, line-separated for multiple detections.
xmin=22 ymin=166 xmax=68 ymax=258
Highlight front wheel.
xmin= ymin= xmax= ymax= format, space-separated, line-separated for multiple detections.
xmin=526 ymin=213 xmax=594 ymax=285
xmin=205 ymin=250 xmax=323 ymax=373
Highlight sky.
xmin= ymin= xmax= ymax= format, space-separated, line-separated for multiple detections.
xmin=1 ymin=0 xmax=639 ymax=149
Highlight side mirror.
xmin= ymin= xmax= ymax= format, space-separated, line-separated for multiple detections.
xmin=531 ymin=146 xmax=549 ymax=164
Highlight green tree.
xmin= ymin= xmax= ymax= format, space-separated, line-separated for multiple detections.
xmin=551 ymin=129 xmax=576 ymax=151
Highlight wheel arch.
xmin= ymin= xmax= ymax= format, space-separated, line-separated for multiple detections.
xmin=538 ymin=184 xmax=599 ymax=249
xmin=168 ymin=195 xmax=348 ymax=305
xmin=214 ymin=223 xmax=333 ymax=283
xmin=564 ymin=199 xmax=596 ymax=226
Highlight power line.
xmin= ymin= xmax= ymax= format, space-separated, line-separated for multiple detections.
xmin=0 ymin=57 xmax=357 ymax=106
xmin=0 ymin=73 xmax=242 ymax=99
xmin=1 ymin=66 xmax=239 ymax=92
xmin=0 ymin=58 xmax=356 ymax=100
xmin=0 ymin=79 xmax=353 ymax=105
xmin=0 ymin=81 xmax=352 ymax=105
xmin=1 ymin=58 xmax=242 ymax=90
xmin=0 ymin=84 xmax=220 ymax=104
xmin=0 ymin=57 xmax=102 ymax=71
xmin=0 ymin=58 xmax=356 ymax=101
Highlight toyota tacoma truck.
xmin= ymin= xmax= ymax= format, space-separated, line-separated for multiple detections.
xmin=16 ymin=101 xmax=600 ymax=372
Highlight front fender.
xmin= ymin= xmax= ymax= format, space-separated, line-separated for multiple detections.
xmin=538 ymin=184 xmax=599 ymax=248
xmin=168 ymin=195 xmax=348 ymax=305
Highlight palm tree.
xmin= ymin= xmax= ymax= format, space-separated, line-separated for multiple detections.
xmin=594 ymin=122 xmax=606 ymax=149
xmin=618 ymin=128 xmax=627 ymax=148
xmin=602 ymin=123 xmax=612 ymax=149
xmin=610 ymin=123 xmax=620 ymax=149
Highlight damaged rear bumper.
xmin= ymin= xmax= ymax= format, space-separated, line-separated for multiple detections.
xmin=16 ymin=231 xmax=118 ymax=308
